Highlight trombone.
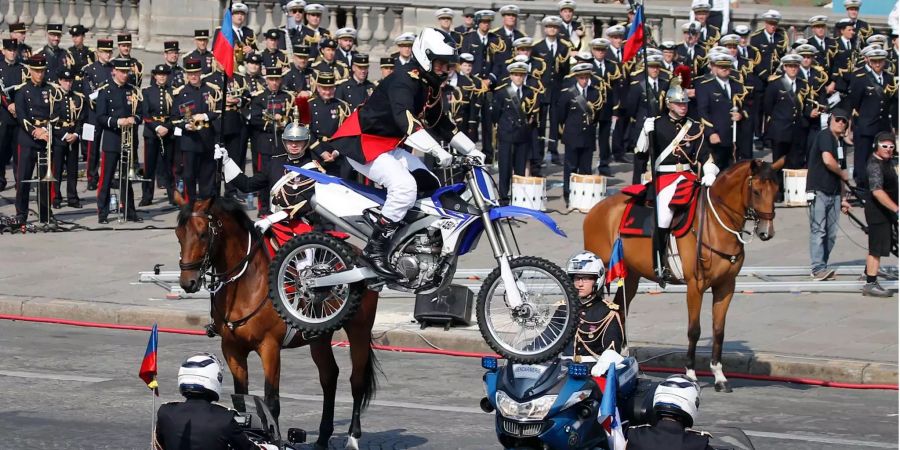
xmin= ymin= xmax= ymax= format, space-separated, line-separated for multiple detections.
xmin=24 ymin=120 xmax=57 ymax=224
xmin=117 ymin=92 xmax=150 ymax=223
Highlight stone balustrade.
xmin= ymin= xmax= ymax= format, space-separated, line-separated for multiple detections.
xmin=2 ymin=0 xmax=891 ymax=57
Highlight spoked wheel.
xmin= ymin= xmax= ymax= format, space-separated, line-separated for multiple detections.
xmin=476 ymin=256 xmax=580 ymax=364
xmin=268 ymin=232 xmax=363 ymax=334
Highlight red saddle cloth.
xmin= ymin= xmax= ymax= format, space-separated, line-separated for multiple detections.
xmin=264 ymin=219 xmax=350 ymax=258
xmin=618 ymin=173 xmax=700 ymax=239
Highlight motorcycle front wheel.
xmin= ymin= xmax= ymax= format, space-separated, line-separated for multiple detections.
xmin=476 ymin=256 xmax=580 ymax=364
xmin=268 ymin=232 xmax=363 ymax=334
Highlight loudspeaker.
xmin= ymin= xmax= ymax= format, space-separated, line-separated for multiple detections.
xmin=413 ymin=284 xmax=474 ymax=329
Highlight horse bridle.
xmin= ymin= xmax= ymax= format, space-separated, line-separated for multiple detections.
xmin=178 ymin=211 xmax=224 ymax=282
xmin=706 ymin=175 xmax=777 ymax=246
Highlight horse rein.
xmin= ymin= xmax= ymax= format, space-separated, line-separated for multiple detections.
xmin=178 ymin=209 xmax=266 ymax=331
xmin=705 ymin=175 xmax=776 ymax=245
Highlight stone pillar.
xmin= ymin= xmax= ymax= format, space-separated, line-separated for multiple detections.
xmin=49 ymin=0 xmax=64 ymax=23
xmin=517 ymin=13 xmax=527 ymax=36
xmin=138 ymin=0 xmax=150 ymax=45
xmin=110 ymin=0 xmax=125 ymax=33
xmin=357 ymin=6 xmax=372 ymax=51
xmin=371 ymin=7 xmax=387 ymax=50
xmin=5 ymin=0 xmax=19 ymax=26
xmin=327 ymin=8 xmax=337 ymax=34
xmin=20 ymin=0 xmax=34 ymax=27
xmin=95 ymin=0 xmax=110 ymax=33
xmin=261 ymin=1 xmax=275 ymax=32
xmin=65 ymin=0 xmax=79 ymax=25
xmin=245 ymin=0 xmax=260 ymax=34
xmin=532 ymin=13 xmax=543 ymax=41
xmin=79 ymin=0 xmax=95 ymax=30
xmin=390 ymin=7 xmax=403 ymax=38
xmin=34 ymin=0 xmax=49 ymax=29
xmin=582 ymin=15 xmax=594 ymax=50
xmin=126 ymin=0 xmax=138 ymax=36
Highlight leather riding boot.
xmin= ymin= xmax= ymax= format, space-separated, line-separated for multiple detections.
xmin=653 ymin=227 xmax=672 ymax=284
xmin=363 ymin=214 xmax=403 ymax=279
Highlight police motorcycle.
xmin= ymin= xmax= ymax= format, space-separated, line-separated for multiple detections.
xmin=230 ymin=394 xmax=307 ymax=450
xmin=268 ymin=154 xmax=579 ymax=363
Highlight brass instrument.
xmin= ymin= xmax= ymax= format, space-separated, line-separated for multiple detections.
xmin=179 ymin=102 xmax=205 ymax=130
xmin=118 ymin=89 xmax=149 ymax=223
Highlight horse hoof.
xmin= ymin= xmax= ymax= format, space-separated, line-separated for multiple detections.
xmin=684 ymin=369 xmax=698 ymax=382
xmin=715 ymin=381 xmax=733 ymax=393
xmin=345 ymin=436 xmax=360 ymax=450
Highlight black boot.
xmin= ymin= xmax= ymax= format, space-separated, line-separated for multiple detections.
xmin=363 ymin=214 xmax=403 ymax=279
xmin=653 ymin=227 xmax=672 ymax=286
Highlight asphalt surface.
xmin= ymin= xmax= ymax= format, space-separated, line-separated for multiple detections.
xmin=0 ymin=321 xmax=895 ymax=450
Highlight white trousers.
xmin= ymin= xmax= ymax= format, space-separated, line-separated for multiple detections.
xmin=655 ymin=174 xmax=686 ymax=229
xmin=346 ymin=149 xmax=433 ymax=222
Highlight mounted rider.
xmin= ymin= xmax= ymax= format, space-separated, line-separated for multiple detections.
xmin=327 ymin=28 xmax=485 ymax=279
xmin=634 ymin=78 xmax=718 ymax=280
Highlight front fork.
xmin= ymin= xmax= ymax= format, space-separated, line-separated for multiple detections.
xmin=467 ymin=172 xmax=524 ymax=309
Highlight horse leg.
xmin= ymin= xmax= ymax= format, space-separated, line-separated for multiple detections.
xmin=259 ymin=340 xmax=283 ymax=421
xmin=310 ymin=338 xmax=339 ymax=450
xmin=684 ymin=281 xmax=704 ymax=382
xmin=710 ymin=279 xmax=736 ymax=393
xmin=222 ymin=340 xmax=250 ymax=396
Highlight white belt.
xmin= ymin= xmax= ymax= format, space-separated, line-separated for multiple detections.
xmin=657 ymin=164 xmax=691 ymax=173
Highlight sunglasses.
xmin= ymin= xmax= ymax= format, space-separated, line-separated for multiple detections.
xmin=834 ymin=118 xmax=848 ymax=124
xmin=878 ymin=143 xmax=895 ymax=150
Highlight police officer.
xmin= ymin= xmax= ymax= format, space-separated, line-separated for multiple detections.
xmin=162 ymin=41 xmax=185 ymax=88
xmin=308 ymin=71 xmax=352 ymax=177
xmin=155 ymin=353 xmax=256 ymax=450
xmin=335 ymin=27 xmax=358 ymax=69
xmin=172 ymin=58 xmax=221 ymax=202
xmin=625 ymin=54 xmax=670 ymax=184
xmin=764 ymin=53 xmax=816 ymax=200
xmin=140 ymin=64 xmax=175 ymax=206
xmin=849 ymin=47 xmax=896 ymax=188
xmin=391 ymin=33 xmax=417 ymax=69
xmin=51 ymin=68 xmax=86 ymax=209
xmin=260 ymin=29 xmax=290 ymax=74
xmin=493 ymin=61 xmax=540 ymax=203
xmin=248 ymin=65 xmax=295 ymax=215
xmin=95 ymin=58 xmax=143 ymax=224
xmin=185 ymin=30 xmax=214 ymax=75
xmin=8 ymin=23 xmax=32 ymax=64
xmin=116 ymin=34 xmax=143 ymax=86
xmin=282 ymin=45 xmax=315 ymax=96
xmin=311 ymin=38 xmax=349 ymax=80
xmin=0 ymin=39 xmax=26 ymax=192
xmin=336 ymin=54 xmax=374 ymax=110
xmin=298 ymin=4 xmax=330 ymax=61
xmin=696 ymin=53 xmax=748 ymax=168
xmin=80 ymin=38 xmax=115 ymax=191
xmin=14 ymin=56 xmax=58 ymax=224
xmin=39 ymin=24 xmax=73 ymax=82
xmin=558 ymin=63 xmax=601 ymax=207
xmin=627 ymin=375 xmax=714 ymax=450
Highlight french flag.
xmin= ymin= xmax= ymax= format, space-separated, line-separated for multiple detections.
xmin=213 ymin=1 xmax=236 ymax=78
xmin=139 ymin=323 xmax=159 ymax=395
xmin=598 ymin=362 xmax=627 ymax=450
xmin=622 ymin=3 xmax=645 ymax=64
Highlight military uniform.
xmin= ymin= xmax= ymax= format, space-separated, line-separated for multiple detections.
xmin=171 ymin=64 xmax=221 ymax=202
xmin=282 ymin=62 xmax=315 ymax=94
xmin=51 ymin=71 xmax=86 ymax=208
xmin=116 ymin=34 xmax=143 ymax=87
xmin=749 ymin=27 xmax=789 ymax=137
xmin=141 ymin=66 xmax=176 ymax=205
xmin=297 ymin=24 xmax=330 ymax=60
xmin=94 ymin=62 xmax=142 ymax=222
xmin=556 ymin=80 xmax=601 ymax=201
xmin=848 ymin=67 xmax=896 ymax=187
xmin=248 ymin=69 xmax=295 ymax=213
xmin=308 ymin=90 xmax=351 ymax=177
xmin=492 ymin=77 xmax=540 ymax=201
xmin=184 ymin=29 xmax=215 ymax=75
xmin=696 ymin=74 xmax=750 ymax=167
xmin=13 ymin=59 xmax=59 ymax=223
xmin=531 ymin=36 xmax=572 ymax=163
xmin=764 ymin=72 xmax=814 ymax=196
xmin=0 ymin=48 xmax=26 ymax=190
xmin=590 ymin=55 xmax=624 ymax=168
xmin=155 ymin=398 xmax=255 ymax=450
xmin=624 ymin=74 xmax=670 ymax=184
xmin=627 ymin=421 xmax=714 ymax=450
xmin=260 ymin=47 xmax=289 ymax=74
xmin=39 ymin=44 xmax=73 ymax=83
xmin=461 ymin=29 xmax=503 ymax=83
xmin=335 ymin=72 xmax=374 ymax=111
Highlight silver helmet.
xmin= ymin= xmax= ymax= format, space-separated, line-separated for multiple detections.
xmin=283 ymin=122 xmax=310 ymax=141
xmin=666 ymin=76 xmax=689 ymax=104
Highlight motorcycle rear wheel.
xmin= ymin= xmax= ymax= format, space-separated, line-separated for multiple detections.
xmin=268 ymin=232 xmax=364 ymax=334
xmin=476 ymin=256 xmax=580 ymax=364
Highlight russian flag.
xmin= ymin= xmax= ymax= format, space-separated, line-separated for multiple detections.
xmin=598 ymin=362 xmax=627 ymax=450
xmin=622 ymin=3 xmax=645 ymax=64
xmin=139 ymin=323 xmax=159 ymax=395
xmin=607 ymin=237 xmax=627 ymax=287
xmin=213 ymin=1 xmax=236 ymax=78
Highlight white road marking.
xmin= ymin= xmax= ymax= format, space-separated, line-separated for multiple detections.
xmin=0 ymin=370 xmax=112 ymax=383
xmin=735 ymin=431 xmax=895 ymax=449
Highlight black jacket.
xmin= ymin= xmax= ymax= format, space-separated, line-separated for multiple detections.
xmin=94 ymin=80 xmax=142 ymax=153
xmin=695 ymin=76 xmax=748 ymax=141
xmin=155 ymin=398 xmax=255 ymax=450
xmin=763 ymin=75 xmax=812 ymax=144
xmin=492 ymin=82 xmax=540 ymax=143
xmin=627 ymin=419 xmax=714 ymax=450
xmin=171 ymin=82 xmax=221 ymax=153
xmin=848 ymin=70 xmax=895 ymax=137
xmin=556 ymin=84 xmax=600 ymax=148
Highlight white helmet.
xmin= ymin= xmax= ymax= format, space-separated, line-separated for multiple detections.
xmin=566 ymin=251 xmax=606 ymax=283
xmin=178 ymin=353 xmax=224 ymax=401
xmin=412 ymin=28 xmax=458 ymax=86
xmin=653 ymin=375 xmax=701 ymax=427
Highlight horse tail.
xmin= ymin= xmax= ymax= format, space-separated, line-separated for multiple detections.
xmin=360 ymin=338 xmax=382 ymax=411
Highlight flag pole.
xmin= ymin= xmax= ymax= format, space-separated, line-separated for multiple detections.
xmin=215 ymin=0 xmax=234 ymax=198
xmin=150 ymin=388 xmax=156 ymax=449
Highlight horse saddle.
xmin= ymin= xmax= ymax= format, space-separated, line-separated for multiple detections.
xmin=618 ymin=180 xmax=700 ymax=239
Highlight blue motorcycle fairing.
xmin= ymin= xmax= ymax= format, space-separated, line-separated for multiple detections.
xmin=489 ymin=206 xmax=568 ymax=238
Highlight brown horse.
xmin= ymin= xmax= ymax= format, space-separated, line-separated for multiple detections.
xmin=583 ymin=159 xmax=783 ymax=392
xmin=175 ymin=195 xmax=380 ymax=449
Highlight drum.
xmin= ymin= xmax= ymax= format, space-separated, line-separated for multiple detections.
xmin=511 ymin=175 xmax=546 ymax=211
xmin=569 ymin=174 xmax=607 ymax=212
xmin=783 ymin=169 xmax=808 ymax=207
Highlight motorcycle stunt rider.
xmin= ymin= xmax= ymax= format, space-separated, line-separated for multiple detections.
xmin=328 ymin=28 xmax=485 ymax=278
xmin=627 ymin=375 xmax=715 ymax=450
xmin=214 ymin=120 xmax=322 ymax=234
xmin=564 ymin=251 xmax=625 ymax=356
xmin=155 ymin=353 xmax=257 ymax=450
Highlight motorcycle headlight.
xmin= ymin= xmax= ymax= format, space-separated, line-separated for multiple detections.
xmin=495 ymin=391 xmax=558 ymax=421
xmin=561 ymin=389 xmax=593 ymax=410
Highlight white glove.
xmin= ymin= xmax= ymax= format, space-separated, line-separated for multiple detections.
xmin=634 ymin=118 xmax=655 ymax=154
xmin=253 ymin=216 xmax=274 ymax=233
xmin=701 ymin=160 xmax=720 ymax=186
xmin=433 ymin=146 xmax=453 ymax=168
xmin=643 ymin=117 xmax=655 ymax=132
xmin=213 ymin=144 xmax=230 ymax=162
xmin=467 ymin=149 xmax=486 ymax=164
xmin=449 ymin=132 xmax=477 ymax=155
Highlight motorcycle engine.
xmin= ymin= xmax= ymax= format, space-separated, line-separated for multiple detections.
xmin=391 ymin=230 xmax=443 ymax=286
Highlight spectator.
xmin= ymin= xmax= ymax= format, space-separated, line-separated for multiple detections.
xmin=862 ymin=132 xmax=898 ymax=297
xmin=806 ymin=110 xmax=852 ymax=281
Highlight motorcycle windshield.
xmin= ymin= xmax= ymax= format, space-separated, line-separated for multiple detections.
xmin=501 ymin=361 xmax=565 ymax=400
xmin=230 ymin=394 xmax=282 ymax=447
xmin=703 ymin=426 xmax=756 ymax=450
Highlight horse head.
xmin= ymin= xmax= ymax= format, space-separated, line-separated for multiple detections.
xmin=174 ymin=193 xmax=218 ymax=293
xmin=746 ymin=157 xmax=784 ymax=241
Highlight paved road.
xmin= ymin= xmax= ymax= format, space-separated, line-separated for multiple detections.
xmin=0 ymin=321 xmax=895 ymax=449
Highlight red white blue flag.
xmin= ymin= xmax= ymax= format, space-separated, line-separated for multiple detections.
xmin=607 ymin=237 xmax=627 ymax=287
xmin=598 ymin=362 xmax=627 ymax=450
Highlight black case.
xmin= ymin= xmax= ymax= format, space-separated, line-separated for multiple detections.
xmin=413 ymin=284 xmax=474 ymax=329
